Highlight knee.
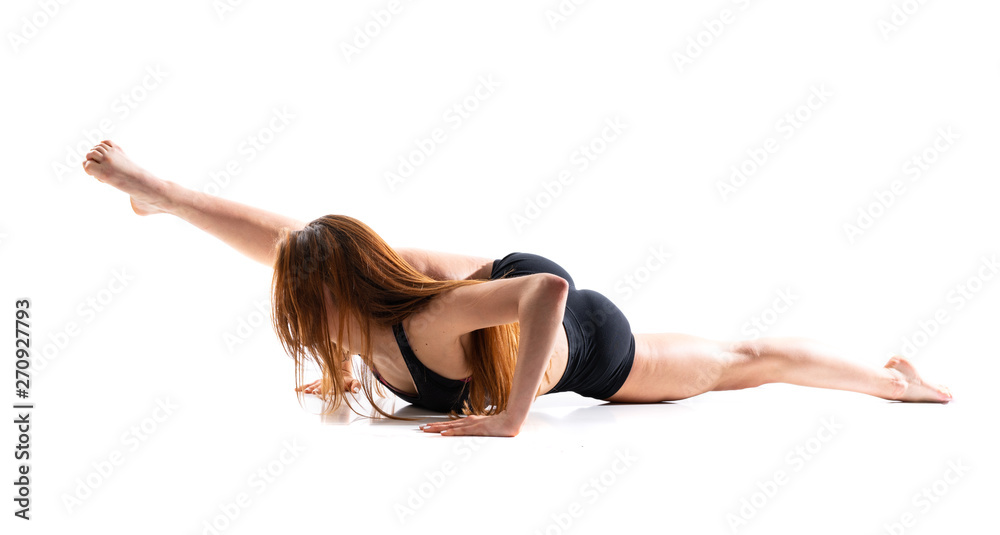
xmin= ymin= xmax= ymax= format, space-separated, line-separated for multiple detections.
xmin=718 ymin=339 xmax=771 ymax=390
xmin=729 ymin=339 xmax=773 ymax=375
xmin=684 ymin=342 xmax=746 ymax=394
xmin=730 ymin=339 xmax=764 ymax=361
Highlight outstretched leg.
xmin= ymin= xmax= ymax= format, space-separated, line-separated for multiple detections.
xmin=605 ymin=333 xmax=952 ymax=404
xmin=82 ymin=140 xmax=305 ymax=266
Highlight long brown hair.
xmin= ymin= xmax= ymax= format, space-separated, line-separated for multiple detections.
xmin=270 ymin=214 xmax=519 ymax=419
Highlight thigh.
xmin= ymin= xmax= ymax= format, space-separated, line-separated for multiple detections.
xmin=604 ymin=332 xmax=736 ymax=403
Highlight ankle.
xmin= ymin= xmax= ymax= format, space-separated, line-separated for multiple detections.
xmin=884 ymin=367 xmax=908 ymax=400
xmin=153 ymin=178 xmax=186 ymax=215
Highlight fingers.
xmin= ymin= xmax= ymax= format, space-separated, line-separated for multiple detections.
xmin=419 ymin=413 xmax=520 ymax=437
xmin=420 ymin=417 xmax=476 ymax=435
xmin=295 ymin=379 xmax=322 ymax=393
xmin=433 ymin=421 xmax=479 ymax=436
xmin=295 ymin=378 xmax=362 ymax=397
xmin=345 ymin=379 xmax=361 ymax=394
xmin=420 ymin=417 xmax=466 ymax=428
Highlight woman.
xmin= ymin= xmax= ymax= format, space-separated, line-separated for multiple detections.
xmin=81 ymin=140 xmax=953 ymax=437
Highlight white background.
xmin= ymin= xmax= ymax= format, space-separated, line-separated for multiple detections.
xmin=2 ymin=0 xmax=997 ymax=533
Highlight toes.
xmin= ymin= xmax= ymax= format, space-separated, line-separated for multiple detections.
xmin=86 ymin=149 xmax=104 ymax=162
xmin=95 ymin=145 xmax=109 ymax=156
xmin=100 ymin=139 xmax=115 ymax=148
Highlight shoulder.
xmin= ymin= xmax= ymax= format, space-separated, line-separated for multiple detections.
xmin=396 ymin=247 xmax=495 ymax=281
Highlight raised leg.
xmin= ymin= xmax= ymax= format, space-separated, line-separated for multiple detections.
xmin=605 ymin=333 xmax=953 ymax=403
xmin=82 ymin=140 xmax=306 ymax=266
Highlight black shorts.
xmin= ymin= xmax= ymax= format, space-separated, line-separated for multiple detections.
xmin=490 ymin=252 xmax=636 ymax=400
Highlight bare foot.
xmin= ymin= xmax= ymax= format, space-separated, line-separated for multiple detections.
xmin=81 ymin=140 xmax=173 ymax=216
xmin=884 ymin=355 xmax=953 ymax=403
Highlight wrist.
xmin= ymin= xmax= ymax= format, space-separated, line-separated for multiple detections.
xmin=503 ymin=403 xmax=530 ymax=423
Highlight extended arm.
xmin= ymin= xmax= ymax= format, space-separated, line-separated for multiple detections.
xmin=419 ymin=273 xmax=570 ymax=437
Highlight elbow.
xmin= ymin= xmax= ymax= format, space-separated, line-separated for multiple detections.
xmin=515 ymin=273 xmax=570 ymax=318
xmin=535 ymin=273 xmax=569 ymax=303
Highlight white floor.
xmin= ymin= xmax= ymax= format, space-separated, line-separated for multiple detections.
xmin=16 ymin=333 xmax=993 ymax=534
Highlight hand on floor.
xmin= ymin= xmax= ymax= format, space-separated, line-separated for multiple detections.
xmin=296 ymin=377 xmax=361 ymax=398
xmin=419 ymin=411 xmax=523 ymax=437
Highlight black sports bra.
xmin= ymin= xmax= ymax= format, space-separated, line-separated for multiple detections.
xmin=371 ymin=322 xmax=471 ymax=413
